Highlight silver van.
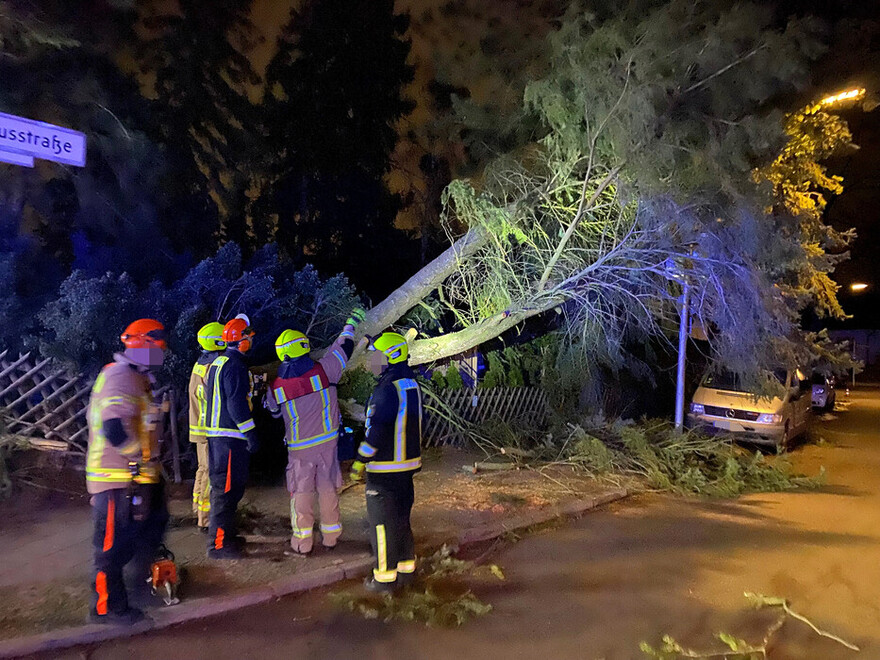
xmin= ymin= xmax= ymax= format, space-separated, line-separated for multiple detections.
xmin=687 ymin=369 xmax=812 ymax=451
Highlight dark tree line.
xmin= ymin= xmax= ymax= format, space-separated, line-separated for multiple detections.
xmin=0 ymin=0 xmax=419 ymax=304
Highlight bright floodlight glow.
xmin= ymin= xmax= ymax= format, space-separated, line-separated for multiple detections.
xmin=851 ymin=283 xmax=869 ymax=291
xmin=820 ymin=88 xmax=866 ymax=106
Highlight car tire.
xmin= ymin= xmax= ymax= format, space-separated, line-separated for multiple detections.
xmin=824 ymin=396 xmax=834 ymax=412
xmin=777 ymin=422 xmax=790 ymax=453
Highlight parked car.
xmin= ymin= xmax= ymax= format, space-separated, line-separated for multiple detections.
xmin=811 ymin=374 xmax=836 ymax=411
xmin=687 ymin=369 xmax=812 ymax=451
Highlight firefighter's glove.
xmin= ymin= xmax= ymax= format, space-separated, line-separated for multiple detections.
xmin=246 ymin=430 xmax=259 ymax=454
xmin=346 ymin=307 xmax=366 ymax=328
xmin=350 ymin=460 xmax=365 ymax=483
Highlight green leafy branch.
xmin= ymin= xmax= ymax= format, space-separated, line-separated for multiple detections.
xmin=329 ymin=546 xmax=504 ymax=627
xmin=640 ymin=592 xmax=859 ymax=659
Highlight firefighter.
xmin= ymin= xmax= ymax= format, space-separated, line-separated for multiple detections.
xmin=203 ymin=317 xmax=259 ymax=559
xmin=350 ymin=331 xmax=423 ymax=592
xmin=86 ymin=319 xmax=170 ymax=625
xmin=264 ymin=308 xmax=365 ymax=554
xmin=188 ymin=322 xmax=226 ymax=531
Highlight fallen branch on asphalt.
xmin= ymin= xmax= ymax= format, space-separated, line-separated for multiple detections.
xmin=328 ymin=546 xmax=504 ymax=627
xmin=459 ymin=414 xmax=826 ymax=498
xmin=640 ymin=592 xmax=859 ymax=659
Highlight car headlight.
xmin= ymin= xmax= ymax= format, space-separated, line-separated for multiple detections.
xmin=689 ymin=403 xmax=705 ymax=414
xmin=756 ymin=413 xmax=783 ymax=424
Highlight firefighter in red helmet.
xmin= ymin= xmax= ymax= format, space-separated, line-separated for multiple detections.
xmin=86 ymin=319 xmax=170 ymax=624
xmin=202 ymin=317 xmax=259 ymax=558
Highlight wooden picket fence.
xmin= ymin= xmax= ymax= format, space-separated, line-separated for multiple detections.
xmin=0 ymin=351 xmax=94 ymax=453
xmin=423 ymin=386 xmax=549 ymax=447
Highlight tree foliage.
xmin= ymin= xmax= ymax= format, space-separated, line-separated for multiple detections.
xmin=753 ymin=104 xmax=856 ymax=318
xmin=0 ymin=1 xmax=78 ymax=60
xmin=357 ymin=0 xmax=857 ymax=390
xmin=0 ymin=1 xmax=189 ymax=344
xmin=135 ymin=0 xmax=262 ymax=252
xmin=34 ymin=243 xmax=360 ymax=390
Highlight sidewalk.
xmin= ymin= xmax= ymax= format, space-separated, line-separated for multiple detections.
xmin=0 ymin=447 xmax=627 ymax=657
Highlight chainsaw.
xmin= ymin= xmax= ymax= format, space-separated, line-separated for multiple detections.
xmin=147 ymin=544 xmax=180 ymax=606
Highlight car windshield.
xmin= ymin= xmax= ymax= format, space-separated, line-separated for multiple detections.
xmin=703 ymin=370 xmax=744 ymax=392
xmin=811 ymin=373 xmax=828 ymax=385
xmin=703 ymin=369 xmax=787 ymax=392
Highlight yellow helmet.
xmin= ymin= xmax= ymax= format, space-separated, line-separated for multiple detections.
xmin=370 ymin=332 xmax=408 ymax=364
xmin=197 ymin=322 xmax=226 ymax=351
xmin=275 ymin=329 xmax=310 ymax=360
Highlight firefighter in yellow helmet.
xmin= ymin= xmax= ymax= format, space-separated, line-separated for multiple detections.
xmin=86 ymin=319 xmax=170 ymax=625
xmin=350 ymin=331 xmax=423 ymax=592
xmin=188 ymin=322 xmax=226 ymax=531
xmin=263 ymin=308 xmax=365 ymax=554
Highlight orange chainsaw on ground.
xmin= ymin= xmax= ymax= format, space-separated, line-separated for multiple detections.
xmin=148 ymin=544 xmax=180 ymax=606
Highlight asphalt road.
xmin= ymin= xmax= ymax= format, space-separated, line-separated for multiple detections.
xmin=51 ymin=387 xmax=880 ymax=660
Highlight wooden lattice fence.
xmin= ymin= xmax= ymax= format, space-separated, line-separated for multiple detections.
xmin=0 ymin=353 xmax=177 ymax=471
xmin=423 ymin=386 xmax=549 ymax=447
xmin=0 ymin=351 xmax=94 ymax=452
xmin=0 ymin=350 xmax=548 ymax=470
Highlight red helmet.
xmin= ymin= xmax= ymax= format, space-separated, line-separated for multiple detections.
xmin=222 ymin=318 xmax=254 ymax=353
xmin=120 ymin=319 xmax=167 ymax=350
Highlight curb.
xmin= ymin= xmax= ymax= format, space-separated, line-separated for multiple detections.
xmin=0 ymin=487 xmax=627 ymax=659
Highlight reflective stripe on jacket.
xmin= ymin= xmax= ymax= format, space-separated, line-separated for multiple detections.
xmin=188 ymin=351 xmax=219 ymax=443
xmin=86 ymin=355 xmax=159 ymax=494
xmin=203 ymin=350 xmax=255 ymax=440
xmin=357 ymin=363 xmax=423 ymax=474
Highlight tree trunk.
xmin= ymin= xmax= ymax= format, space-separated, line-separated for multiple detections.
xmin=408 ymin=300 xmax=560 ymax=365
xmin=359 ymin=226 xmax=488 ymax=338
xmin=356 ymin=224 xmax=563 ymax=366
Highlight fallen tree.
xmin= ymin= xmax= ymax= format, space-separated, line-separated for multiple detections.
xmin=358 ymin=0 xmax=855 ymax=385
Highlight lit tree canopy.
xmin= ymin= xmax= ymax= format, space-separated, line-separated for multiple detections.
xmin=753 ymin=104 xmax=856 ymax=319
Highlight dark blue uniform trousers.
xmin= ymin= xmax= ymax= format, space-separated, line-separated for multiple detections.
xmin=91 ymin=484 xmax=168 ymax=616
xmin=366 ymin=472 xmax=416 ymax=584
xmin=207 ymin=436 xmax=250 ymax=551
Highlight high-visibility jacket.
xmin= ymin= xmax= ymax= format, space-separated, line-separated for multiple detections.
xmin=203 ymin=349 xmax=256 ymax=440
xmin=86 ymin=354 xmax=162 ymax=494
xmin=188 ymin=351 xmax=220 ymax=443
xmin=357 ymin=362 xmax=423 ymax=474
xmin=265 ymin=326 xmax=355 ymax=451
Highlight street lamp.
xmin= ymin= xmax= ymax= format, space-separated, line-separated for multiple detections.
xmin=820 ymin=88 xmax=866 ymax=107
xmin=851 ymin=282 xmax=869 ymax=292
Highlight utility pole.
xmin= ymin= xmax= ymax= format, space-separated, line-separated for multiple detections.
xmin=675 ymin=279 xmax=690 ymax=431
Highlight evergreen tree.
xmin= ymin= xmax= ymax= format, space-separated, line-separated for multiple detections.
xmin=263 ymin=0 xmax=416 ymax=297
xmin=0 ymin=1 xmax=182 ymax=318
xmin=135 ymin=0 xmax=261 ymax=254
xmin=754 ymin=103 xmax=856 ymax=319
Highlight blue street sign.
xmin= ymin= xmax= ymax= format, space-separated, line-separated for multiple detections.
xmin=0 ymin=111 xmax=86 ymax=167
xmin=0 ymin=149 xmax=34 ymax=167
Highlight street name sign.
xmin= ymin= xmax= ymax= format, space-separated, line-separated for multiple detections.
xmin=0 ymin=111 xmax=86 ymax=167
xmin=0 ymin=149 xmax=34 ymax=167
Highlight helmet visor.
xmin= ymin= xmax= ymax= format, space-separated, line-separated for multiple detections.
xmin=145 ymin=328 xmax=168 ymax=349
